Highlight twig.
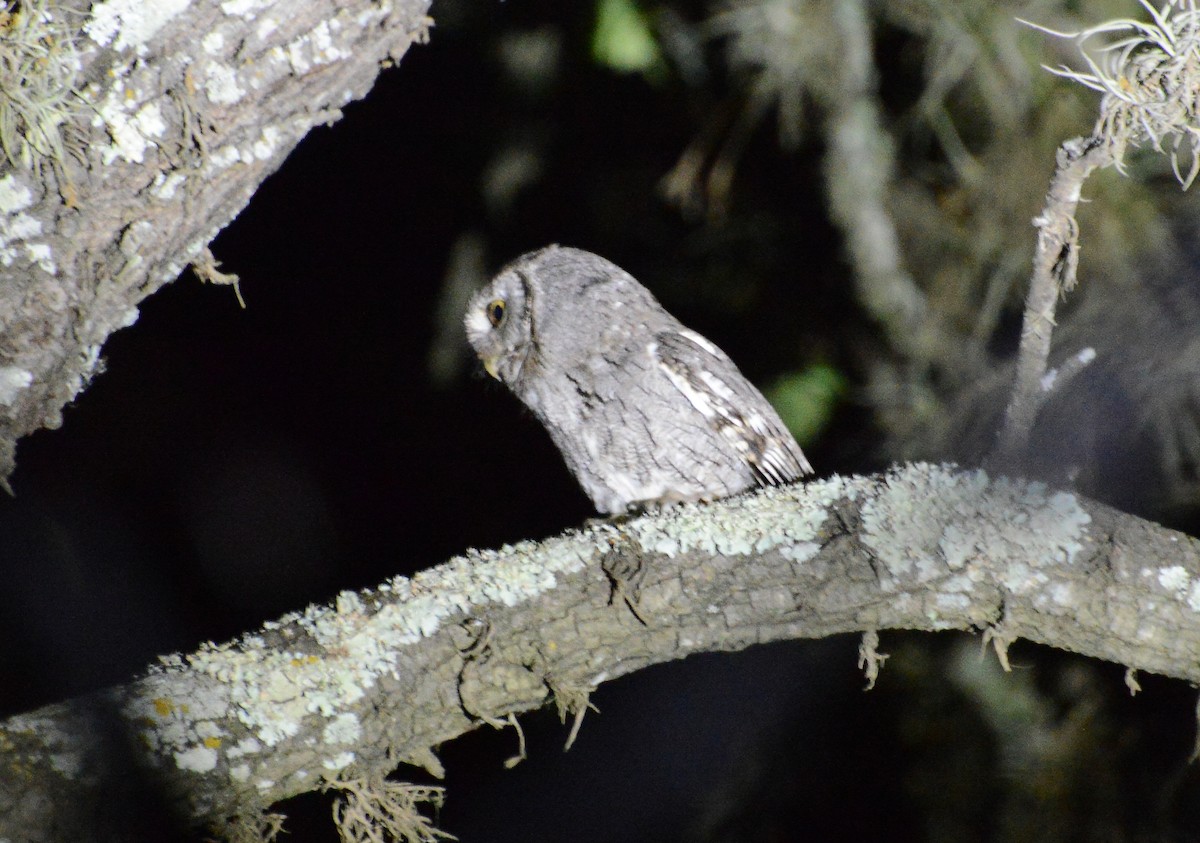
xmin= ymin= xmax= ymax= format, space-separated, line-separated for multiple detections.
xmin=992 ymin=136 xmax=1113 ymax=468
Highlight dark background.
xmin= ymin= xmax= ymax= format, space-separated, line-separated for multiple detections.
xmin=3 ymin=1 xmax=1200 ymax=840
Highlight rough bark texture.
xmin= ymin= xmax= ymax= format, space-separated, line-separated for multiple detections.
xmin=2 ymin=464 xmax=1198 ymax=841
xmin=0 ymin=0 xmax=433 ymax=486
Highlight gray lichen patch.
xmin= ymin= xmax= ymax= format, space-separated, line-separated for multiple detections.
xmin=860 ymin=463 xmax=1092 ymax=604
xmin=0 ymin=173 xmax=53 ymax=270
xmin=85 ymin=0 xmax=192 ymax=53
xmin=1 ymin=706 xmax=90 ymax=783
xmin=136 ymin=531 xmax=595 ymax=766
xmin=122 ymin=670 xmax=231 ymax=765
xmin=619 ymin=474 xmax=860 ymax=562
xmin=1127 ymin=556 xmax=1200 ymax=651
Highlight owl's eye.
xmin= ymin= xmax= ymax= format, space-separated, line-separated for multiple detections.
xmin=487 ymin=299 xmax=507 ymax=327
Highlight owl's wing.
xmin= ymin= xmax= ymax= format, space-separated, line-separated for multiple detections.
xmin=652 ymin=329 xmax=813 ymax=486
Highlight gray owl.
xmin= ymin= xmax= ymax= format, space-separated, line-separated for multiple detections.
xmin=464 ymin=245 xmax=813 ymax=515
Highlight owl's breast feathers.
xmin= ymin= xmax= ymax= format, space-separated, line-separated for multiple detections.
xmin=652 ymin=329 xmax=812 ymax=486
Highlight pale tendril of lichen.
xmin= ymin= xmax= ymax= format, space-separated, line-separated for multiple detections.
xmin=1022 ymin=0 xmax=1200 ymax=187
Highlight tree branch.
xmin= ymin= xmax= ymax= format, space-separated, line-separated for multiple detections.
xmin=821 ymin=0 xmax=937 ymax=366
xmin=998 ymin=2 xmax=1200 ymax=466
xmin=992 ymin=135 xmax=1113 ymax=468
xmin=3 ymin=463 xmax=1198 ymax=841
xmin=0 ymin=0 xmax=433 ymax=487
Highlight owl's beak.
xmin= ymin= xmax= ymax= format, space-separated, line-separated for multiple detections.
xmin=482 ymin=355 xmax=501 ymax=380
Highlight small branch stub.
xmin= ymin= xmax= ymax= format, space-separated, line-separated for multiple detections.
xmin=857 ymin=629 xmax=889 ymax=691
xmin=549 ymin=679 xmax=600 ymax=751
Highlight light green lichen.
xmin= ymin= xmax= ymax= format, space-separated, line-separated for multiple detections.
xmin=621 ymin=474 xmax=857 ymax=563
xmin=861 ymin=463 xmax=1092 ymax=598
xmin=1142 ymin=562 xmax=1200 ymax=613
xmin=84 ymin=0 xmax=190 ymax=52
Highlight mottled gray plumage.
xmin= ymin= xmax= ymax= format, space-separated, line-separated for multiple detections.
xmin=464 ymin=245 xmax=812 ymax=514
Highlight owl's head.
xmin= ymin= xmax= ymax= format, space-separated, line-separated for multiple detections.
xmin=464 ymin=255 xmax=536 ymax=386
xmin=465 ymin=244 xmax=664 ymax=387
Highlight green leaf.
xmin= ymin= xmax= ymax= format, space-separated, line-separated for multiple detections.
xmin=592 ymin=0 xmax=661 ymax=74
xmin=766 ymin=363 xmax=847 ymax=445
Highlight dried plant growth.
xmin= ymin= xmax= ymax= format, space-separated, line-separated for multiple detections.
xmin=707 ymin=0 xmax=834 ymax=148
xmin=0 ymin=0 xmax=85 ymax=179
xmin=328 ymin=777 xmax=454 ymax=843
xmin=992 ymin=136 xmax=1114 ymax=467
xmin=1023 ymin=0 xmax=1200 ymax=187
xmin=226 ymin=810 xmax=288 ymax=843
xmin=548 ymin=678 xmax=599 ymax=751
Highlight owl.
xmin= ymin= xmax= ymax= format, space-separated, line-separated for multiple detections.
xmin=464 ymin=245 xmax=812 ymax=515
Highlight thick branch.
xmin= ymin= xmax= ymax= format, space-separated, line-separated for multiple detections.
xmin=3 ymin=464 xmax=1198 ymax=841
xmin=0 ymin=0 xmax=432 ymax=485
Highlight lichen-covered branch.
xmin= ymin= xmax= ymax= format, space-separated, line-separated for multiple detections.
xmin=4 ymin=463 xmax=1199 ymax=841
xmin=0 ymin=0 xmax=433 ymax=486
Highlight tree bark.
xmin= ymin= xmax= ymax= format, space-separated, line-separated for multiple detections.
xmin=2 ymin=464 xmax=1198 ymax=841
xmin=0 ymin=0 xmax=433 ymax=487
